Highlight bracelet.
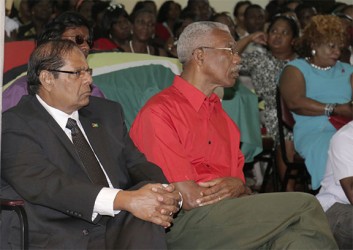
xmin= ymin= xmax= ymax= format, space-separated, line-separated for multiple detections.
xmin=324 ymin=103 xmax=337 ymax=117
xmin=178 ymin=192 xmax=183 ymax=209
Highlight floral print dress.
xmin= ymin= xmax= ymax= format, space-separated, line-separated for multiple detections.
xmin=240 ymin=50 xmax=294 ymax=142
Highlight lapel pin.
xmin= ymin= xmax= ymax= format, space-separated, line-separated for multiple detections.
xmin=92 ymin=123 xmax=99 ymax=128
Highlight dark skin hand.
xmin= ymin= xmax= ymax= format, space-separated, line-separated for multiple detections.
xmin=174 ymin=178 xmax=252 ymax=210
xmin=197 ymin=177 xmax=252 ymax=206
xmin=340 ymin=177 xmax=353 ymax=205
xmin=114 ymin=183 xmax=180 ymax=228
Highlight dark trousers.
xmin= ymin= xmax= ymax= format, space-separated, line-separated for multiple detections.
xmin=105 ymin=210 xmax=167 ymax=250
xmin=167 ymin=192 xmax=338 ymax=249
xmin=326 ymin=202 xmax=353 ymax=249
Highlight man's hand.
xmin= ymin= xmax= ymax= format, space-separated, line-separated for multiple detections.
xmin=196 ymin=177 xmax=251 ymax=206
xmin=173 ymin=181 xmax=207 ymax=211
xmin=114 ymin=184 xmax=180 ymax=228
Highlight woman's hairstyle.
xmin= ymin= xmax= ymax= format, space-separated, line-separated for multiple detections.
xmin=210 ymin=12 xmax=233 ymax=22
xmin=130 ymin=7 xmax=155 ymax=24
xmin=233 ymin=1 xmax=251 ymax=17
xmin=101 ymin=4 xmax=129 ymax=37
xmin=295 ymin=15 xmax=347 ymax=57
xmin=131 ymin=1 xmax=157 ymax=15
xmin=37 ymin=11 xmax=93 ymax=48
xmin=177 ymin=21 xmax=229 ymax=64
xmin=267 ymin=14 xmax=300 ymax=38
xmin=157 ymin=1 xmax=179 ymax=23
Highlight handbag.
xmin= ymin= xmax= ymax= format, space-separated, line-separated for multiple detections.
xmin=329 ymin=115 xmax=352 ymax=130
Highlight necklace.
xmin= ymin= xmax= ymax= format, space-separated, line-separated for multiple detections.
xmin=305 ymin=57 xmax=332 ymax=71
xmin=129 ymin=40 xmax=150 ymax=55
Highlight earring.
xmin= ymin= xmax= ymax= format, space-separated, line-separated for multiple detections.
xmin=311 ymin=49 xmax=316 ymax=56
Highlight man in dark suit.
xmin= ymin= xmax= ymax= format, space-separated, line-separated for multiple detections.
xmin=1 ymin=40 xmax=180 ymax=249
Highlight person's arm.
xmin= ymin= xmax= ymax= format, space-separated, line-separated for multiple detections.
xmin=113 ymin=183 xmax=180 ymax=228
xmin=328 ymin=125 xmax=353 ymax=205
xmin=2 ymin=105 xmax=180 ymax=227
xmin=130 ymin=105 xmax=247 ymax=210
xmin=235 ymin=31 xmax=267 ymax=54
xmin=279 ymin=66 xmax=353 ymax=117
xmin=2 ymin=111 xmax=103 ymax=223
xmin=196 ymin=177 xmax=251 ymax=206
xmin=340 ymin=177 xmax=353 ymax=205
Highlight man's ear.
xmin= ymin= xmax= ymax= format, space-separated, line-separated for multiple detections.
xmin=192 ymin=48 xmax=205 ymax=66
xmin=39 ymin=70 xmax=55 ymax=92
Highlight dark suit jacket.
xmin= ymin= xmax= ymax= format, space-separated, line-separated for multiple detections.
xmin=1 ymin=95 xmax=168 ymax=249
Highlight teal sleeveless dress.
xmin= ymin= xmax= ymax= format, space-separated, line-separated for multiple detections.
xmin=285 ymin=59 xmax=353 ymax=189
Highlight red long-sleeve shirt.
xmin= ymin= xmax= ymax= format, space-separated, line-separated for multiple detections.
xmin=130 ymin=76 xmax=245 ymax=183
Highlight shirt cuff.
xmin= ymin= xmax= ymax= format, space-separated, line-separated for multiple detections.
xmin=92 ymin=187 xmax=121 ymax=221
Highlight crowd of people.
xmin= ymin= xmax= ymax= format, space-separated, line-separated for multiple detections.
xmin=2 ymin=0 xmax=353 ymax=249
xmin=4 ymin=1 xmax=352 ymax=61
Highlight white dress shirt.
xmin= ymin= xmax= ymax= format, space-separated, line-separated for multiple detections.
xmin=316 ymin=121 xmax=353 ymax=211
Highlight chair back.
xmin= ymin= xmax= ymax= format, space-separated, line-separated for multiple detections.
xmin=89 ymin=52 xmax=182 ymax=129
xmin=278 ymin=89 xmax=295 ymax=130
xmin=276 ymin=87 xmax=312 ymax=192
xmin=276 ymin=87 xmax=294 ymax=164
xmin=4 ymin=41 xmax=35 ymax=73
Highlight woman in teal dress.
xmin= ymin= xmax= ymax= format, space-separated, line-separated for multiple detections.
xmin=279 ymin=15 xmax=353 ymax=190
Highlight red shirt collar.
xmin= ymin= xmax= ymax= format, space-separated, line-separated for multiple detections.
xmin=172 ymin=76 xmax=220 ymax=112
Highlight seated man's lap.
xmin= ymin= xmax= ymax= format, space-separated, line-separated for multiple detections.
xmin=326 ymin=202 xmax=353 ymax=249
xmin=167 ymin=193 xmax=330 ymax=249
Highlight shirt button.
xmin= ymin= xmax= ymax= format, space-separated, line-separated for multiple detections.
xmin=82 ymin=229 xmax=89 ymax=236
xmin=208 ymin=141 xmax=211 ymax=144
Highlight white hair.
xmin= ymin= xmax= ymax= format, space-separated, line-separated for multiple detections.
xmin=177 ymin=21 xmax=230 ymax=64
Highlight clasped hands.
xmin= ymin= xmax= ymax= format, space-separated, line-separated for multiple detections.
xmin=176 ymin=177 xmax=252 ymax=210
xmin=115 ymin=183 xmax=181 ymax=228
xmin=196 ymin=177 xmax=252 ymax=206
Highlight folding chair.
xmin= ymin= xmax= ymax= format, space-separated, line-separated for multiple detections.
xmin=0 ymin=198 xmax=29 ymax=250
xmin=276 ymin=87 xmax=312 ymax=192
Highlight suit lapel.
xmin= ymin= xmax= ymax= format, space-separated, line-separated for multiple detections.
xmin=31 ymin=97 xmax=91 ymax=177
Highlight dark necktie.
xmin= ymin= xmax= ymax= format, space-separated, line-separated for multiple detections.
xmin=66 ymin=118 xmax=109 ymax=187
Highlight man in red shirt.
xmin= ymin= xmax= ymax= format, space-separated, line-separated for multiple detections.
xmin=130 ymin=21 xmax=337 ymax=249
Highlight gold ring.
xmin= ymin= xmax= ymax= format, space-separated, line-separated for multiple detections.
xmin=169 ymin=212 xmax=173 ymax=216
xmin=218 ymin=196 xmax=221 ymax=201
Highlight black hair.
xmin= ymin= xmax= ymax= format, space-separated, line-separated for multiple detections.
xmin=37 ymin=11 xmax=93 ymax=48
xmin=130 ymin=7 xmax=155 ymax=24
xmin=233 ymin=1 xmax=251 ymax=17
xmin=28 ymin=40 xmax=78 ymax=94
xmin=91 ymin=1 xmax=110 ymax=22
xmin=157 ymin=1 xmax=177 ymax=23
xmin=101 ymin=4 xmax=130 ymax=37
xmin=244 ymin=4 xmax=264 ymax=18
xmin=268 ymin=14 xmax=300 ymax=38
xmin=295 ymin=3 xmax=316 ymax=18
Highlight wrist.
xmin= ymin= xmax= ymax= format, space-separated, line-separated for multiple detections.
xmin=324 ymin=103 xmax=337 ymax=117
xmin=178 ymin=192 xmax=183 ymax=209
xmin=113 ymin=190 xmax=131 ymax=211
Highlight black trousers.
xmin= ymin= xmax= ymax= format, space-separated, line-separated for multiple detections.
xmin=105 ymin=211 xmax=167 ymax=250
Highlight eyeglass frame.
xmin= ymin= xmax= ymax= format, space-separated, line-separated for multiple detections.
xmin=194 ymin=46 xmax=239 ymax=55
xmin=47 ymin=68 xmax=93 ymax=78
xmin=61 ymin=35 xmax=93 ymax=48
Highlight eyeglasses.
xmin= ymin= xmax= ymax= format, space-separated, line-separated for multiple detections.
xmin=61 ymin=35 xmax=93 ymax=48
xmin=196 ymin=46 xmax=238 ymax=55
xmin=47 ymin=68 xmax=93 ymax=78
